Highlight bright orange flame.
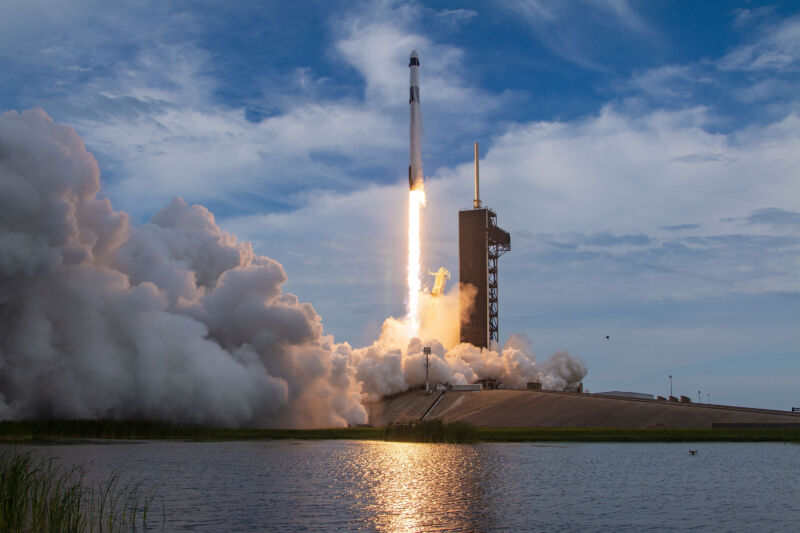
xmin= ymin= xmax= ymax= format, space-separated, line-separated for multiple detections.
xmin=407 ymin=186 xmax=426 ymax=338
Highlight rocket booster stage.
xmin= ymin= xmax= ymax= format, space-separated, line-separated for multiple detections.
xmin=409 ymin=50 xmax=423 ymax=190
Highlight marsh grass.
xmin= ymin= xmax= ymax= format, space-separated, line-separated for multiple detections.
xmin=383 ymin=420 xmax=480 ymax=443
xmin=0 ymin=449 xmax=155 ymax=532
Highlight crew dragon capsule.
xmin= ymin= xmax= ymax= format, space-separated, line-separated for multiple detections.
xmin=408 ymin=50 xmax=423 ymax=191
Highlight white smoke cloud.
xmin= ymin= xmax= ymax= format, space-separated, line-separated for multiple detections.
xmin=0 ymin=109 xmax=586 ymax=427
xmin=0 ymin=108 xmax=364 ymax=428
xmin=349 ymin=292 xmax=587 ymax=402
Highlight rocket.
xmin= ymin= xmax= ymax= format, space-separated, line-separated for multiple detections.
xmin=409 ymin=50 xmax=423 ymax=190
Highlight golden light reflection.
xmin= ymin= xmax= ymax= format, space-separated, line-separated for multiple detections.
xmin=346 ymin=442 xmax=494 ymax=532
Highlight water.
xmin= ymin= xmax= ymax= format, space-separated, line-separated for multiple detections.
xmin=6 ymin=440 xmax=799 ymax=532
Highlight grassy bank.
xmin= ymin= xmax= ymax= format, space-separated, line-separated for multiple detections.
xmin=383 ymin=420 xmax=480 ymax=443
xmin=0 ymin=449 xmax=154 ymax=532
xmin=1 ymin=419 xmax=799 ymax=443
xmin=0 ymin=419 xmax=383 ymax=442
xmin=479 ymin=427 xmax=800 ymax=442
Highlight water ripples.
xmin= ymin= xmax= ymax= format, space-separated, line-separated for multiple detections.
xmin=10 ymin=440 xmax=800 ymax=532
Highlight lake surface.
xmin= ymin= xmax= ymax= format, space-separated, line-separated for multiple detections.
xmin=7 ymin=440 xmax=800 ymax=532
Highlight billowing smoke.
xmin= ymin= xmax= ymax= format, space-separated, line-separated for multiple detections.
xmin=349 ymin=318 xmax=586 ymax=401
xmin=0 ymin=109 xmax=364 ymax=428
xmin=0 ymin=109 xmax=586 ymax=428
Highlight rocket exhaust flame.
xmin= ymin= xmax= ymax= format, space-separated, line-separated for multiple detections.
xmin=407 ymin=187 xmax=426 ymax=338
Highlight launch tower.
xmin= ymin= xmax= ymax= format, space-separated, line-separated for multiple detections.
xmin=459 ymin=143 xmax=510 ymax=348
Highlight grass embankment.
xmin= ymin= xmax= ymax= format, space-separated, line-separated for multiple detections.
xmin=381 ymin=424 xmax=800 ymax=443
xmin=480 ymin=427 xmax=800 ymax=442
xmin=2 ymin=419 xmax=799 ymax=443
xmin=383 ymin=420 xmax=480 ymax=443
xmin=0 ymin=449 xmax=154 ymax=532
xmin=0 ymin=419 xmax=382 ymax=442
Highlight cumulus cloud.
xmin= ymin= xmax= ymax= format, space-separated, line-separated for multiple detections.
xmin=466 ymin=106 xmax=800 ymax=236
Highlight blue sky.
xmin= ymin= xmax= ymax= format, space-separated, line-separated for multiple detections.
xmin=1 ymin=0 xmax=799 ymax=409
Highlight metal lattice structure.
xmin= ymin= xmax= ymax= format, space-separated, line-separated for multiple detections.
xmin=487 ymin=210 xmax=510 ymax=343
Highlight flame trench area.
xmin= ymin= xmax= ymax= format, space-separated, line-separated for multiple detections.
xmin=407 ymin=187 xmax=426 ymax=338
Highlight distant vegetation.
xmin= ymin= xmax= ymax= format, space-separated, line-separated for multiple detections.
xmin=0 ymin=449 xmax=155 ymax=532
xmin=1 ymin=419 xmax=799 ymax=443
xmin=382 ymin=420 xmax=480 ymax=443
xmin=0 ymin=419 xmax=383 ymax=442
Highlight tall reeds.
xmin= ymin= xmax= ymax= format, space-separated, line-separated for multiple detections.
xmin=0 ymin=449 xmax=155 ymax=532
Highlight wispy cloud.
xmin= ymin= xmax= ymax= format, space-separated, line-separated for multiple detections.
xmin=718 ymin=16 xmax=800 ymax=71
xmin=433 ymin=8 xmax=478 ymax=29
xmin=629 ymin=65 xmax=713 ymax=100
xmin=500 ymin=0 xmax=651 ymax=69
xmin=621 ymin=15 xmax=800 ymax=124
xmin=661 ymin=223 xmax=700 ymax=232
xmin=503 ymin=0 xmax=645 ymax=29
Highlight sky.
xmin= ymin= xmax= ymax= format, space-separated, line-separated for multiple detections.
xmin=1 ymin=0 xmax=798 ymax=410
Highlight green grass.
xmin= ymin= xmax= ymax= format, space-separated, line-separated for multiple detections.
xmin=382 ymin=420 xmax=480 ymax=443
xmin=0 ymin=419 xmax=383 ymax=442
xmin=2 ymin=419 xmax=799 ymax=443
xmin=0 ymin=449 xmax=155 ymax=532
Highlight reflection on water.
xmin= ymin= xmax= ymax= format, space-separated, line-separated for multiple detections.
xmin=338 ymin=442 xmax=494 ymax=532
xmin=8 ymin=440 xmax=800 ymax=532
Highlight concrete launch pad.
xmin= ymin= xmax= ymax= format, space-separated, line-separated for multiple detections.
xmin=367 ymin=389 xmax=800 ymax=429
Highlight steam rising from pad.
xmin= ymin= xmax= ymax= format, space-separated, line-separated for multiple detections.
xmin=0 ymin=102 xmax=585 ymax=426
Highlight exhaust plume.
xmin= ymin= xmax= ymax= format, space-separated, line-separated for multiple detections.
xmin=0 ymin=109 xmax=587 ymax=427
xmin=407 ymin=187 xmax=426 ymax=337
xmin=0 ymin=109 xmax=364 ymax=427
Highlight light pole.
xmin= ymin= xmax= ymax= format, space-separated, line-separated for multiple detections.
xmin=669 ymin=375 xmax=673 ymax=397
xmin=707 ymin=392 xmax=710 ymax=404
xmin=423 ymin=346 xmax=431 ymax=393
xmin=698 ymin=390 xmax=701 ymax=403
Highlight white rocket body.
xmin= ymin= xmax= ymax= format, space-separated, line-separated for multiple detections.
xmin=409 ymin=50 xmax=423 ymax=190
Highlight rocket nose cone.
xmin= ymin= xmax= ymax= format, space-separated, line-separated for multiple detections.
xmin=409 ymin=50 xmax=420 ymax=67
xmin=410 ymin=50 xmax=419 ymax=58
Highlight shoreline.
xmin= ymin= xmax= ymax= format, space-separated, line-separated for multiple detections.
xmin=2 ymin=420 xmax=799 ymax=443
